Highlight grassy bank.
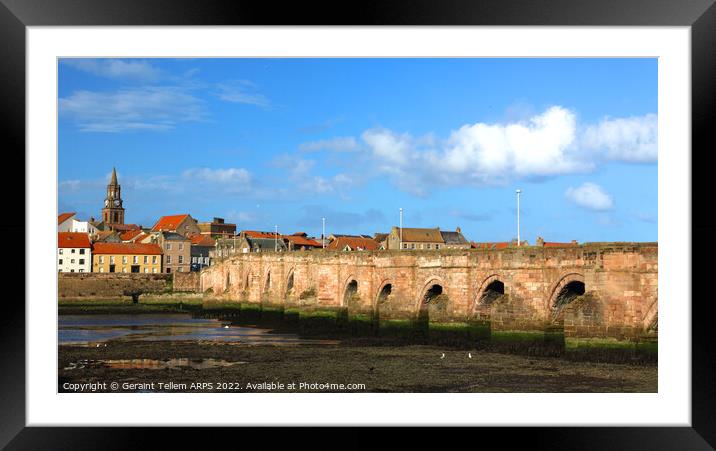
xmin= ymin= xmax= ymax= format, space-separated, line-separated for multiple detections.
xmin=58 ymin=298 xmax=657 ymax=364
xmin=59 ymin=297 xmax=204 ymax=314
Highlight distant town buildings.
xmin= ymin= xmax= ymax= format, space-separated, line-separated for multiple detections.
xmin=387 ymin=226 xmax=470 ymax=250
xmin=57 ymin=167 xmax=581 ymax=273
xmin=91 ymin=242 xmax=162 ymax=273
xmin=197 ymin=217 xmax=236 ymax=238
xmin=57 ymin=232 xmax=92 ymax=273
xmin=152 ymin=214 xmax=201 ymax=237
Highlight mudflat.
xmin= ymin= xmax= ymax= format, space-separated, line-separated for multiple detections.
xmin=58 ymin=340 xmax=657 ymax=393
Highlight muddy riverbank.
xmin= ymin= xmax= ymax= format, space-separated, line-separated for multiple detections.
xmin=59 ymin=339 xmax=657 ymax=393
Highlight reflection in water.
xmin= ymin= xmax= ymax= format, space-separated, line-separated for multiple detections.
xmin=63 ymin=358 xmax=246 ymax=370
xmin=59 ymin=314 xmax=338 ymax=346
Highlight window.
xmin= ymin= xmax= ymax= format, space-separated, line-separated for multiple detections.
xmin=110 ymin=256 xmax=115 ymax=264
xmin=59 ymin=249 xmax=63 ymax=255
xmin=79 ymin=269 xmax=84 ymax=273
xmin=152 ymin=268 xmax=157 ymax=273
xmin=58 ymin=269 xmax=62 ymax=272
xmin=71 ymin=259 xmax=75 ymax=264
xmin=133 ymin=256 xmax=138 ymax=264
xmin=70 ymin=269 xmax=74 ymax=273
xmin=178 ymin=255 xmax=183 ymax=264
xmin=177 ymin=267 xmax=182 ymax=272
xmin=99 ymin=267 xmax=104 ymax=273
xmin=122 ymin=256 xmax=127 ymax=264
xmin=166 ymin=243 xmax=172 ymax=250
xmin=144 ymin=268 xmax=148 ymax=273
xmin=59 ymin=259 xmax=63 ymax=265
xmin=166 ymin=255 xmax=172 ymax=264
xmin=435 ymin=244 xmax=440 ymax=250
xmin=79 ymin=259 xmax=84 ymax=265
xmin=144 ymin=256 xmax=148 ymax=264
xmin=79 ymin=249 xmax=85 ymax=255
xmin=402 ymin=243 xmax=408 ymax=249
xmin=152 ymin=256 xmax=157 ymax=264
xmin=411 ymin=243 xmax=415 ymax=249
xmin=71 ymin=249 xmax=76 ymax=254
xmin=99 ymin=256 xmax=104 ymax=264
xmin=179 ymin=243 xmax=184 ymax=251
xmin=427 ymin=244 xmax=431 ymax=249
xmin=122 ymin=267 xmax=127 ymax=273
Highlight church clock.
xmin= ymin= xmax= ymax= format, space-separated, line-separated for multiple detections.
xmin=101 ymin=167 xmax=125 ymax=225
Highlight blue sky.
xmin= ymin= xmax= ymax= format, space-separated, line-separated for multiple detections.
xmin=58 ymin=58 xmax=657 ymax=243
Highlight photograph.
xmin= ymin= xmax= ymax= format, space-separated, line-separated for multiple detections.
xmin=56 ymin=57 xmax=659 ymax=394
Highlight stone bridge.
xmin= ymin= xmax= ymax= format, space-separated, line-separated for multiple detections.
xmin=200 ymin=243 xmax=658 ymax=338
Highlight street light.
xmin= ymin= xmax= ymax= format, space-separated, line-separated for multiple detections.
xmin=399 ymin=208 xmax=403 ymax=251
xmin=516 ymin=189 xmax=522 ymax=247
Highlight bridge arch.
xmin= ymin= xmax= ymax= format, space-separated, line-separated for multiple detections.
xmin=285 ymin=267 xmax=295 ymax=296
xmin=263 ymin=267 xmax=271 ymax=297
xmin=341 ymin=274 xmax=359 ymax=307
xmin=417 ymin=277 xmax=447 ymax=312
xmin=475 ymin=274 xmax=507 ymax=306
xmin=548 ymin=273 xmax=586 ymax=322
xmin=375 ymin=279 xmax=393 ymax=309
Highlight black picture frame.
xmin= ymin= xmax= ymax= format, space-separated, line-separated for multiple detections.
xmin=2 ymin=0 xmax=714 ymax=448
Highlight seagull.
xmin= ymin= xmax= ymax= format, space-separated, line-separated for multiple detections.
xmin=468 ymin=352 xmax=472 ymax=359
xmin=440 ymin=353 xmax=445 ymax=359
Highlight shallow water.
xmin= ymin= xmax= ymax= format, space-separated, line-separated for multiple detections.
xmin=59 ymin=314 xmax=339 ymax=346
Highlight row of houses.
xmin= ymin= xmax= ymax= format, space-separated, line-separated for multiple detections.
xmin=58 ymin=213 xmax=220 ymax=274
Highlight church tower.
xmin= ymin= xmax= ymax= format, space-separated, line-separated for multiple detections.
xmin=102 ymin=167 xmax=125 ymax=224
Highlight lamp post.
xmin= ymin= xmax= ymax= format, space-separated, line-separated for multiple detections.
xmin=322 ymin=217 xmax=326 ymax=249
xmin=399 ymin=208 xmax=403 ymax=251
xmin=516 ymin=189 xmax=522 ymax=247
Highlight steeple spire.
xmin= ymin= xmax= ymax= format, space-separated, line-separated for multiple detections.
xmin=110 ymin=167 xmax=118 ymax=185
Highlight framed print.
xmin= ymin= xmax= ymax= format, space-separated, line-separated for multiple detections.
xmin=3 ymin=0 xmax=715 ymax=447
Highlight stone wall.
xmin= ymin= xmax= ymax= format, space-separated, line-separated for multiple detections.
xmin=58 ymin=273 xmax=172 ymax=298
xmin=173 ymin=271 xmax=200 ymax=292
xmin=201 ymin=243 xmax=658 ymax=338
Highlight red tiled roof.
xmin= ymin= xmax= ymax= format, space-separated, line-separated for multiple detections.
xmin=242 ymin=230 xmax=279 ymax=239
xmin=190 ymin=234 xmax=216 ymax=246
xmin=284 ymin=235 xmax=322 ymax=248
xmin=471 ymin=242 xmax=510 ymax=250
xmin=151 ymin=214 xmax=190 ymax=232
xmin=92 ymin=242 xmax=163 ymax=255
xmin=58 ymin=232 xmax=91 ymax=248
xmin=120 ymin=229 xmax=143 ymax=241
xmin=328 ymin=237 xmax=380 ymax=251
xmin=108 ymin=223 xmax=140 ymax=232
xmin=58 ymin=212 xmax=75 ymax=225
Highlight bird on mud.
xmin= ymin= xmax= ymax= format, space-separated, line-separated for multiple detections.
xmin=468 ymin=352 xmax=472 ymax=359
xmin=440 ymin=353 xmax=446 ymax=359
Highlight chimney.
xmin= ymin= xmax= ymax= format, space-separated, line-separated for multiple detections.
xmin=536 ymin=236 xmax=545 ymax=247
xmin=456 ymin=226 xmax=461 ymax=233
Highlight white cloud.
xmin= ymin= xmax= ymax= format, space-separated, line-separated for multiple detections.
xmin=565 ymin=182 xmax=614 ymax=211
xmin=357 ymin=106 xmax=656 ymax=194
xmin=216 ymin=80 xmax=271 ymax=109
xmin=581 ymin=114 xmax=657 ymax=163
xmin=299 ymin=137 xmax=358 ymax=152
xmin=181 ymin=168 xmax=252 ymax=193
xmin=62 ymin=59 xmax=161 ymax=81
xmin=59 ymin=87 xmax=207 ymax=133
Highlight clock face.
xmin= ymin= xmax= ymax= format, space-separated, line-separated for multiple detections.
xmin=104 ymin=199 xmax=109 ymax=208
xmin=114 ymin=199 xmax=121 ymax=207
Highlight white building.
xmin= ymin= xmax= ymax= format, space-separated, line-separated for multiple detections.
xmin=58 ymin=232 xmax=92 ymax=273
xmin=58 ymin=212 xmax=99 ymax=235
